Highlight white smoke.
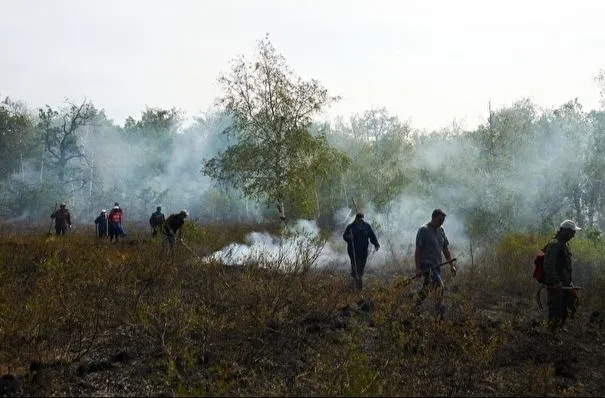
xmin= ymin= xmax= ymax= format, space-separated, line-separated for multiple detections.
xmin=207 ymin=219 xmax=348 ymax=269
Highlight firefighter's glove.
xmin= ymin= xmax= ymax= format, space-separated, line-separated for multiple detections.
xmin=374 ymin=244 xmax=380 ymax=251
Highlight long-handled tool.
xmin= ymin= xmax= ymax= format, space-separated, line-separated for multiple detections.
xmin=47 ymin=202 xmax=57 ymax=235
xmin=536 ymin=284 xmax=583 ymax=311
xmin=179 ymin=237 xmax=201 ymax=260
xmin=391 ymin=258 xmax=457 ymax=290
xmin=350 ymin=198 xmax=359 ymax=287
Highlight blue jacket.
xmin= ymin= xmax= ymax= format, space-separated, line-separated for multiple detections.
xmin=343 ymin=221 xmax=379 ymax=257
xmin=94 ymin=213 xmax=108 ymax=232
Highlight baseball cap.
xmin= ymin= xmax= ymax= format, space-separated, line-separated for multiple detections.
xmin=560 ymin=219 xmax=581 ymax=231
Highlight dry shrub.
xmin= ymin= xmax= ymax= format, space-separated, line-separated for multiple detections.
xmin=1 ymin=226 xmax=604 ymax=396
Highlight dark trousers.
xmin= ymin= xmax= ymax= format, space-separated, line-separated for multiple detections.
xmin=55 ymin=226 xmax=67 ymax=236
xmin=547 ymin=287 xmax=579 ymax=330
xmin=108 ymin=223 xmax=120 ymax=242
xmin=349 ymin=252 xmax=368 ymax=279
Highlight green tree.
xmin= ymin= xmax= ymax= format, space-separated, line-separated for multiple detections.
xmin=328 ymin=108 xmax=413 ymax=210
xmin=0 ymin=97 xmax=37 ymax=180
xmin=123 ymin=107 xmax=181 ymax=175
xmin=37 ymin=99 xmax=97 ymax=184
xmin=585 ymin=110 xmax=605 ymax=228
xmin=203 ymin=35 xmax=346 ymax=221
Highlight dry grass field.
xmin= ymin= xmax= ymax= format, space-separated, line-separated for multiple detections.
xmin=1 ymin=222 xmax=604 ymax=396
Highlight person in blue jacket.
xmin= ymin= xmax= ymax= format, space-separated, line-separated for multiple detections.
xmin=343 ymin=213 xmax=380 ymax=290
xmin=94 ymin=209 xmax=108 ymax=238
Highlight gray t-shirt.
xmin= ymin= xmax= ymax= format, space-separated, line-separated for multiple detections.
xmin=416 ymin=224 xmax=449 ymax=266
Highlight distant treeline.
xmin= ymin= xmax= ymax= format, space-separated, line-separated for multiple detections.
xmin=1 ymin=38 xmax=604 ymax=246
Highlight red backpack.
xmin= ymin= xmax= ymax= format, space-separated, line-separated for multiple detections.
xmin=109 ymin=210 xmax=121 ymax=224
xmin=532 ymin=245 xmax=548 ymax=284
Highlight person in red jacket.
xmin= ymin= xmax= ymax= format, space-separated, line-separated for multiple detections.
xmin=107 ymin=205 xmax=123 ymax=243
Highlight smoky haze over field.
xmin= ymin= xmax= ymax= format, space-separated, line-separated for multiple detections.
xmin=1 ymin=31 xmax=604 ymax=271
xmin=1 ymin=94 xmax=603 ymax=271
xmin=205 ymin=97 xmax=601 ymax=270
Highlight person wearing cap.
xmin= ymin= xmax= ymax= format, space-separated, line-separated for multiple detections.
xmin=50 ymin=202 xmax=72 ymax=236
xmin=94 ymin=209 xmax=108 ymax=239
xmin=543 ymin=219 xmax=581 ymax=331
xmin=414 ymin=208 xmax=456 ymax=319
xmin=108 ymin=205 xmax=124 ymax=243
xmin=162 ymin=210 xmax=189 ymax=249
xmin=112 ymin=202 xmax=127 ymax=238
xmin=343 ymin=212 xmax=380 ymax=290
xmin=149 ymin=206 xmax=165 ymax=237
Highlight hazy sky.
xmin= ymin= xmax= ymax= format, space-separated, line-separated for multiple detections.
xmin=1 ymin=0 xmax=604 ymax=131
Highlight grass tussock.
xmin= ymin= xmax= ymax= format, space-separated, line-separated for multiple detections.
xmin=1 ymin=224 xmax=605 ymax=396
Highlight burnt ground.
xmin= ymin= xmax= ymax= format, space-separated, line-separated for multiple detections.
xmin=1 ymin=231 xmax=604 ymax=396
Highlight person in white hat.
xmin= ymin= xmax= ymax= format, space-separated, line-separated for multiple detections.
xmin=543 ymin=219 xmax=581 ymax=332
xmin=94 ymin=209 xmax=108 ymax=238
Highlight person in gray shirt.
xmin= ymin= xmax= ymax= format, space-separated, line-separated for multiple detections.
xmin=414 ymin=208 xmax=456 ymax=318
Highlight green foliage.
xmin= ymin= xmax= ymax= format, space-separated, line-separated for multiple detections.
xmin=569 ymin=237 xmax=605 ymax=267
xmin=3 ymin=49 xmax=605 ymax=239
xmin=328 ymin=108 xmax=414 ymax=212
xmin=487 ymin=233 xmax=550 ymax=295
xmin=583 ymin=226 xmax=602 ymax=247
xmin=203 ymin=35 xmax=347 ymax=220
xmin=0 ymin=97 xmax=37 ymax=180
xmin=124 ymin=107 xmax=181 ymax=175
xmin=37 ymin=100 xmax=97 ymax=183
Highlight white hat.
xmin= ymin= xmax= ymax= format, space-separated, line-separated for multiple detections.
xmin=560 ymin=219 xmax=581 ymax=231
xmin=101 ymin=209 xmax=106 ymax=213
xmin=113 ymin=206 xmax=119 ymax=210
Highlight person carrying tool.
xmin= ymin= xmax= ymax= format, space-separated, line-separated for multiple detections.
xmin=162 ymin=209 xmax=189 ymax=250
xmin=50 ymin=202 xmax=72 ymax=236
xmin=149 ymin=206 xmax=165 ymax=237
xmin=94 ymin=209 xmax=108 ymax=238
xmin=343 ymin=212 xmax=380 ymax=290
xmin=414 ymin=208 xmax=456 ymax=318
xmin=543 ymin=219 xmax=581 ymax=332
